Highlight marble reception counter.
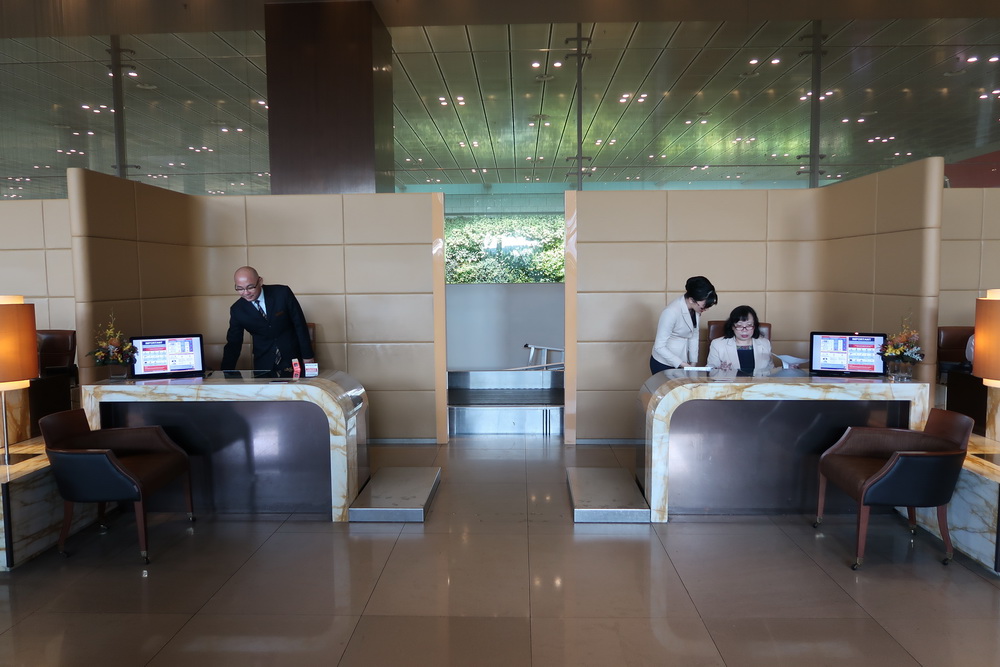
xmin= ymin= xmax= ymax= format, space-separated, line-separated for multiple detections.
xmin=639 ymin=371 xmax=931 ymax=523
xmin=80 ymin=369 xmax=368 ymax=521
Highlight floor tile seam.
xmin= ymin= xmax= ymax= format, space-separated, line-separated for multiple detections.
xmin=650 ymin=524 xmax=715 ymax=634
xmin=353 ymin=527 xmax=408 ymax=621
xmin=772 ymin=516 xmax=883 ymax=621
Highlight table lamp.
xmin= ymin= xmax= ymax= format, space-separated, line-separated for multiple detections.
xmin=0 ymin=296 xmax=38 ymax=466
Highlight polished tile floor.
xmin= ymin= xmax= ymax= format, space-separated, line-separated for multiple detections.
xmin=2 ymin=436 xmax=1000 ymax=666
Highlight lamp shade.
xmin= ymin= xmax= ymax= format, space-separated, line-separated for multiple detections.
xmin=974 ymin=289 xmax=1000 ymax=388
xmin=0 ymin=297 xmax=38 ymax=391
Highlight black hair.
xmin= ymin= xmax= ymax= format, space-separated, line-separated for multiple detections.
xmin=684 ymin=276 xmax=718 ymax=308
xmin=723 ymin=305 xmax=761 ymax=339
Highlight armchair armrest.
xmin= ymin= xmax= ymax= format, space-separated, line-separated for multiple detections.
xmin=45 ymin=448 xmax=142 ymax=501
xmin=863 ymin=450 xmax=968 ymax=507
xmin=823 ymin=427 xmax=956 ymax=459
xmin=69 ymin=426 xmax=187 ymax=457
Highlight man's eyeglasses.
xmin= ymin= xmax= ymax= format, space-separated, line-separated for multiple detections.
xmin=734 ymin=322 xmax=755 ymax=331
xmin=235 ymin=278 xmax=260 ymax=293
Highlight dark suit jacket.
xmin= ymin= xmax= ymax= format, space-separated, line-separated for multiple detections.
xmin=221 ymin=284 xmax=313 ymax=373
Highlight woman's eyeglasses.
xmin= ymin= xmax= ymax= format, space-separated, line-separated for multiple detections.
xmin=734 ymin=322 xmax=755 ymax=331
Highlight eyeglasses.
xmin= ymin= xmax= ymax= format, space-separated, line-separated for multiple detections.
xmin=235 ymin=278 xmax=260 ymax=293
xmin=733 ymin=322 xmax=755 ymax=331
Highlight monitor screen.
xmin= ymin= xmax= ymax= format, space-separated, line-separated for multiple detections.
xmin=809 ymin=331 xmax=887 ymax=377
xmin=130 ymin=334 xmax=206 ymax=379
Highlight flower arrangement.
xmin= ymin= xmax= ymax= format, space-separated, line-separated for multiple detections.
xmin=880 ymin=320 xmax=924 ymax=364
xmin=88 ymin=314 xmax=136 ymax=366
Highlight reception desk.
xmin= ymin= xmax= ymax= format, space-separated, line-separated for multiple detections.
xmin=81 ymin=370 xmax=368 ymax=521
xmin=639 ymin=371 xmax=931 ymax=522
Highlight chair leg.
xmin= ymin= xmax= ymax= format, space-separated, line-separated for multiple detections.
xmin=813 ymin=473 xmax=827 ymax=528
xmin=937 ymin=504 xmax=954 ymax=565
xmin=133 ymin=500 xmax=150 ymax=564
xmin=907 ymin=506 xmax=917 ymax=535
xmin=183 ymin=471 xmax=196 ymax=522
xmin=58 ymin=501 xmax=73 ymax=555
xmin=97 ymin=501 xmax=108 ymax=531
xmin=853 ymin=504 xmax=871 ymax=570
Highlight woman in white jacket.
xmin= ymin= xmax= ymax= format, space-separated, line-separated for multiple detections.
xmin=650 ymin=276 xmax=717 ymax=374
xmin=707 ymin=305 xmax=774 ymax=373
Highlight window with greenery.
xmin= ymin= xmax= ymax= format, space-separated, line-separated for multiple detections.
xmin=445 ymin=215 xmax=565 ymax=284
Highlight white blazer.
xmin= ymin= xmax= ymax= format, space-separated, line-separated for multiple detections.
xmin=652 ymin=296 xmax=700 ymax=367
xmin=706 ymin=336 xmax=774 ymax=372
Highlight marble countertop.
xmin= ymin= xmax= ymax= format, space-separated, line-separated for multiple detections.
xmin=0 ymin=438 xmax=49 ymax=484
xmin=966 ymin=434 xmax=1000 ymax=484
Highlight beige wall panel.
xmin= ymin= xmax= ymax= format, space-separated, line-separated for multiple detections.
xmin=138 ymin=243 xmax=196 ymax=299
xmin=42 ymin=199 xmax=72 ymax=248
xmin=344 ymin=245 xmax=431 ymax=294
xmin=192 ymin=195 xmax=248 ymax=247
xmin=764 ymin=291 xmax=826 ymax=341
xmin=0 ymin=200 xmax=44 ymax=248
xmin=576 ymin=390 xmax=644 ymax=441
xmin=983 ymin=189 xmax=1000 ymax=240
xmin=819 ymin=236 xmax=876 ymax=293
xmin=767 ymin=189 xmax=821 ymax=241
xmin=135 ymin=183 xmax=195 ymax=244
xmin=197 ymin=246 xmax=250 ymax=295
xmin=0 ymin=250 xmax=47 ymax=297
xmin=817 ymin=175 xmax=877 ymax=239
xmin=938 ymin=290 xmax=979 ymax=326
xmin=192 ymin=295 xmax=240 ymax=347
xmin=576 ymin=292 xmax=665 ymax=342
xmin=47 ymin=297 xmax=76 ymax=329
xmin=249 ymin=245 xmax=346 ymax=295
xmin=875 ymin=158 xmax=942 ymax=234
xmin=344 ymin=193 xmax=434 ymax=244
xmin=139 ymin=297 xmax=201 ymax=335
xmin=874 ymin=229 xmax=933 ymax=296
xmin=766 ymin=241 xmax=822 ymax=291
xmin=667 ymin=190 xmax=767 ymax=241
xmin=575 ymin=191 xmax=667 ymax=242
xmin=577 ymin=342 xmax=650 ymax=391
xmin=347 ymin=343 xmax=435 ymax=391
xmin=940 ymin=240 xmax=982 ymax=291
xmin=72 ymin=238 xmax=140 ymax=302
xmin=667 ymin=241 xmax=766 ymax=293
xmin=980 ymin=240 xmax=1000 ymax=288
xmin=941 ymin=189 xmax=984 ymax=240
xmin=818 ymin=292 xmax=875 ymax=332
xmin=577 ymin=242 xmax=666 ymax=293
xmin=345 ymin=294 xmax=433 ymax=342
xmin=24 ymin=299 xmax=47 ymax=330
xmin=45 ymin=248 xmax=74 ymax=297
xmin=68 ymin=168 xmax=137 ymax=240
xmin=366 ymin=390 xmax=436 ymax=440
xmin=311 ymin=342 xmax=348 ymax=372
xmin=246 ymin=194 xmax=343 ymax=246
xmin=297 ymin=294 xmax=347 ymax=343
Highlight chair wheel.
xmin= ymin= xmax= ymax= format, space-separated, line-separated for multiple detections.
xmin=851 ymin=563 xmax=860 ymax=570
xmin=142 ymin=556 xmax=150 ymax=565
xmin=812 ymin=521 xmax=820 ymax=528
xmin=942 ymin=557 xmax=952 ymax=565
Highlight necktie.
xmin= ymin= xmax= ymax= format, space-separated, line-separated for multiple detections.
xmin=254 ymin=299 xmax=266 ymax=320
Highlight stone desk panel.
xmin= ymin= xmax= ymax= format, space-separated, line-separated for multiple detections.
xmin=81 ymin=370 xmax=368 ymax=521
xmin=639 ymin=371 xmax=931 ymax=523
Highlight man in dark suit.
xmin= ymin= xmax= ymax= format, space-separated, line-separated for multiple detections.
xmin=221 ymin=266 xmax=315 ymax=376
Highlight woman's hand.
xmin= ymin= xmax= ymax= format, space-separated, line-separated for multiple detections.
xmin=718 ymin=361 xmax=733 ymax=371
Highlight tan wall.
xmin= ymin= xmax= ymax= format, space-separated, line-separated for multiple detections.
xmin=939 ymin=188 xmax=1000 ymax=326
xmin=568 ymin=158 xmax=944 ymax=442
xmin=62 ymin=169 xmax=445 ymax=441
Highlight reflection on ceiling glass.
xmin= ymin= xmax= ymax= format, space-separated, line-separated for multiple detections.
xmin=1 ymin=19 xmax=999 ymax=199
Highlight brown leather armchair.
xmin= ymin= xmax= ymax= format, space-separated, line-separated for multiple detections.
xmin=813 ymin=408 xmax=973 ymax=569
xmin=39 ymin=409 xmax=194 ymax=564
xmin=36 ymin=329 xmax=78 ymax=385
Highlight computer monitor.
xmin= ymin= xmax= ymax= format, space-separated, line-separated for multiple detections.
xmin=809 ymin=331 xmax=887 ymax=378
xmin=130 ymin=334 xmax=206 ymax=380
